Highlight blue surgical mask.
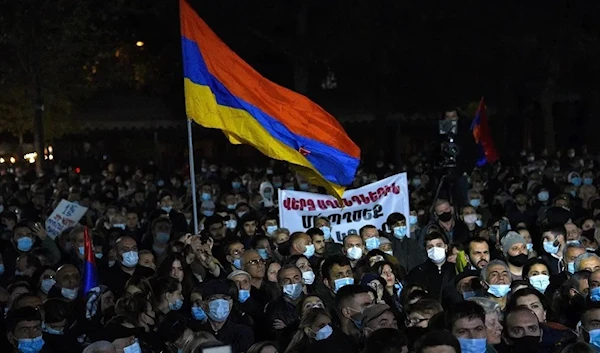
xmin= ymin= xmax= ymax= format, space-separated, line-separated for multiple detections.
xmin=591 ymin=287 xmax=600 ymax=302
xmin=463 ymin=291 xmax=477 ymax=300
xmin=17 ymin=335 xmax=45 ymax=353
xmin=227 ymin=219 xmax=237 ymax=229
xmin=303 ymin=244 xmax=315 ymax=258
xmin=315 ymin=324 xmax=333 ymax=341
xmin=238 ymin=289 xmax=251 ymax=303
xmin=208 ymin=299 xmax=230 ymax=322
xmin=201 ymin=193 xmax=212 ymax=201
xmin=529 ymin=275 xmax=550 ymax=293
xmin=334 ymin=277 xmax=354 ymax=293
xmin=169 ymin=298 xmax=184 ymax=311
xmin=227 ymin=204 xmax=237 ymax=210
xmin=233 ymin=258 xmax=242 ymax=270
xmin=78 ymin=246 xmax=85 ymax=256
xmin=457 ymin=338 xmax=487 ymax=353
xmin=95 ymin=252 xmax=104 ymax=259
xmin=113 ymin=223 xmax=126 ymax=230
xmin=487 ymin=284 xmax=510 ymax=298
xmin=17 ymin=237 xmax=34 ymax=252
xmin=365 ymin=237 xmax=381 ymax=251
xmin=257 ymin=248 xmax=269 ymax=260
xmin=543 ymin=241 xmax=560 ymax=254
xmin=266 ymin=225 xmax=278 ymax=235
xmin=584 ymin=177 xmax=594 ymax=186
xmin=321 ymin=226 xmax=332 ymax=240
xmin=203 ymin=210 xmax=214 ymax=217
xmin=538 ymin=191 xmax=550 ymax=202
xmin=42 ymin=323 xmax=63 ymax=336
xmin=589 ymin=328 xmax=600 ymax=349
xmin=283 ymin=283 xmax=303 ymax=300
xmin=0 ymin=264 xmax=4 ymax=275
xmin=123 ymin=341 xmax=142 ymax=353
xmin=475 ymin=219 xmax=483 ymax=227
xmin=61 ymin=287 xmax=78 ymax=300
xmin=121 ymin=251 xmax=139 ymax=268
xmin=393 ymin=226 xmax=407 ymax=239
xmin=567 ymin=262 xmax=576 ymax=274
xmin=469 ymin=199 xmax=481 ymax=208
xmin=526 ymin=243 xmax=533 ymax=251
xmin=273 ymin=182 xmax=282 ymax=188
xmin=237 ymin=211 xmax=247 ymax=218
xmin=567 ymin=240 xmax=581 ymax=246
xmin=109 ymin=260 xmax=116 ymax=267
xmin=232 ymin=182 xmax=241 ymax=189
xmin=162 ymin=206 xmax=172 ymax=213
xmin=192 ymin=306 xmax=207 ymax=321
xmin=41 ymin=278 xmax=55 ymax=294
xmin=263 ymin=191 xmax=272 ymax=199
xmin=570 ymin=190 xmax=577 ymax=197
xmin=409 ymin=215 xmax=418 ymax=226
xmin=572 ymin=177 xmax=582 ymax=187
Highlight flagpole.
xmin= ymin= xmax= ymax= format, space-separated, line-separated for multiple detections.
xmin=187 ymin=118 xmax=199 ymax=234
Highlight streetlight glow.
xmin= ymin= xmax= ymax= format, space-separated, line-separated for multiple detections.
xmin=136 ymin=41 xmax=144 ymax=47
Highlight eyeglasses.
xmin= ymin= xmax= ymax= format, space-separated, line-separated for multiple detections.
xmin=247 ymin=259 xmax=266 ymax=267
xmin=405 ymin=317 xmax=429 ymax=327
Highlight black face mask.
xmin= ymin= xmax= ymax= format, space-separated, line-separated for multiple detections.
xmin=507 ymin=253 xmax=528 ymax=267
xmin=508 ymin=335 xmax=540 ymax=353
xmin=438 ymin=211 xmax=452 ymax=222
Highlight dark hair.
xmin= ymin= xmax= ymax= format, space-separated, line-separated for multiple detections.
xmin=522 ymin=258 xmax=550 ymax=280
xmin=334 ymin=285 xmax=371 ymax=318
xmin=445 ymin=301 xmax=485 ymax=330
xmin=20 ymin=253 xmax=42 ymax=271
xmin=261 ymin=213 xmax=278 ymax=226
xmin=284 ymin=255 xmax=310 ymax=268
xmin=251 ymin=235 xmax=271 ymax=250
xmin=12 ymin=293 xmax=41 ymax=310
xmin=43 ymin=298 xmax=72 ymax=324
xmin=247 ymin=341 xmax=279 ymax=353
xmin=542 ymin=223 xmax=567 ymax=237
xmin=114 ymin=292 xmax=150 ymax=326
xmin=508 ymin=287 xmax=551 ymax=316
xmin=372 ymin=261 xmax=405 ymax=283
xmin=322 ymin=255 xmax=351 ymax=281
xmin=223 ymin=238 xmax=244 ymax=257
xmin=365 ymin=328 xmax=407 ymax=353
xmin=414 ymin=330 xmax=460 ymax=353
xmin=359 ymin=225 xmax=378 ymax=237
xmin=150 ymin=276 xmax=181 ymax=303
xmin=386 ymin=213 xmax=406 ymax=227
xmin=306 ymin=227 xmax=324 ymax=237
xmin=424 ymin=231 xmax=448 ymax=245
xmin=6 ymin=307 xmax=42 ymax=334
xmin=277 ymin=264 xmax=301 ymax=284
xmin=406 ymin=299 xmax=443 ymax=316
xmin=204 ymin=215 xmax=224 ymax=229
xmin=12 ymin=221 xmax=32 ymax=237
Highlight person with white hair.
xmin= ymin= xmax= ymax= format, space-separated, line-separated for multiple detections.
xmin=82 ymin=341 xmax=116 ymax=353
xmin=480 ymin=259 xmax=512 ymax=310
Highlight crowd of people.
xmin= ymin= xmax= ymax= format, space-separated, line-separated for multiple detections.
xmin=3 ymin=147 xmax=600 ymax=353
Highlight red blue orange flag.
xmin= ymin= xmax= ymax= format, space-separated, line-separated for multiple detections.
xmin=179 ymin=0 xmax=360 ymax=199
xmin=471 ymin=97 xmax=498 ymax=166
xmin=82 ymin=227 xmax=98 ymax=295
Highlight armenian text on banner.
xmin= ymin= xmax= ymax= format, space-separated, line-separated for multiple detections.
xmin=278 ymin=173 xmax=410 ymax=243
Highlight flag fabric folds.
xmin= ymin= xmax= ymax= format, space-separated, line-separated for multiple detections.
xmin=471 ymin=97 xmax=498 ymax=167
xmin=82 ymin=227 xmax=98 ymax=295
xmin=179 ymin=0 xmax=360 ymax=199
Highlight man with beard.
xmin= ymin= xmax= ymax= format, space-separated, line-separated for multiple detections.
xmin=466 ymin=237 xmax=490 ymax=272
xmin=503 ymin=307 xmax=542 ymax=353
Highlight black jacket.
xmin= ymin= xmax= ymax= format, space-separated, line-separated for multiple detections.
xmin=385 ymin=234 xmax=426 ymax=273
xmin=101 ymin=263 xmax=154 ymax=298
xmin=264 ymin=295 xmax=303 ymax=346
xmin=406 ymin=259 xmax=456 ymax=302
xmin=198 ymin=318 xmax=254 ymax=353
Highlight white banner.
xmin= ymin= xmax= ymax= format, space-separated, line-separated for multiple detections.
xmin=45 ymin=199 xmax=88 ymax=239
xmin=278 ymin=173 xmax=410 ymax=243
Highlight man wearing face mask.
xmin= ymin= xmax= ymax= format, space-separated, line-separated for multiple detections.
xmin=406 ymin=232 xmax=455 ymax=302
xmin=426 ymin=199 xmax=470 ymax=244
xmin=384 ymin=213 xmax=426 ymax=273
xmin=503 ymin=307 xmax=542 ymax=353
xmin=5 ymin=307 xmax=45 ymax=353
xmin=102 ymin=236 xmax=153 ymax=298
xmin=501 ymin=232 xmax=529 ymax=281
xmin=335 ymin=285 xmax=374 ymax=348
xmin=541 ymin=223 xmax=568 ymax=276
xmin=199 ymin=280 xmax=254 ymax=353
xmin=289 ymin=232 xmax=315 ymax=259
xmin=555 ymin=270 xmax=590 ymax=329
xmin=261 ymin=214 xmax=279 ymax=238
xmin=316 ymin=255 xmax=354 ymax=310
xmin=342 ymin=235 xmax=366 ymax=268
xmin=147 ymin=190 xmax=187 ymax=234
xmin=480 ymin=260 xmax=512 ymax=311
xmin=48 ymin=264 xmax=81 ymax=302
xmin=265 ymin=264 xmax=306 ymax=345
xmin=314 ymin=217 xmax=343 ymax=256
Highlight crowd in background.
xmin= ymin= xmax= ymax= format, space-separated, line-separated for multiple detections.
xmin=3 ymin=146 xmax=600 ymax=353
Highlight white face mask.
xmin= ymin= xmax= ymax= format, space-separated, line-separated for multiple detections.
xmin=346 ymin=247 xmax=363 ymax=260
xmin=427 ymin=246 xmax=446 ymax=263
xmin=464 ymin=214 xmax=478 ymax=224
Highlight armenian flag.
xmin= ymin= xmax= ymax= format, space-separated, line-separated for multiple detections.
xmin=82 ymin=227 xmax=98 ymax=295
xmin=471 ymin=97 xmax=498 ymax=166
xmin=179 ymin=0 xmax=360 ymax=199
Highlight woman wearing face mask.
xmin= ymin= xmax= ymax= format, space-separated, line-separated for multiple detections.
xmin=157 ymin=315 xmax=194 ymax=353
xmin=152 ymin=277 xmax=185 ymax=323
xmin=522 ymin=258 xmax=551 ymax=295
xmin=284 ymin=308 xmax=333 ymax=353
xmin=33 ymin=267 xmax=56 ymax=302
xmin=286 ymin=255 xmax=316 ymax=292
xmin=105 ymin=292 xmax=162 ymax=352
xmin=155 ymin=253 xmax=198 ymax=308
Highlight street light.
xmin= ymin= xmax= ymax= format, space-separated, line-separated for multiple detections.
xmin=9 ymin=157 xmax=16 ymax=164
xmin=136 ymin=41 xmax=144 ymax=47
